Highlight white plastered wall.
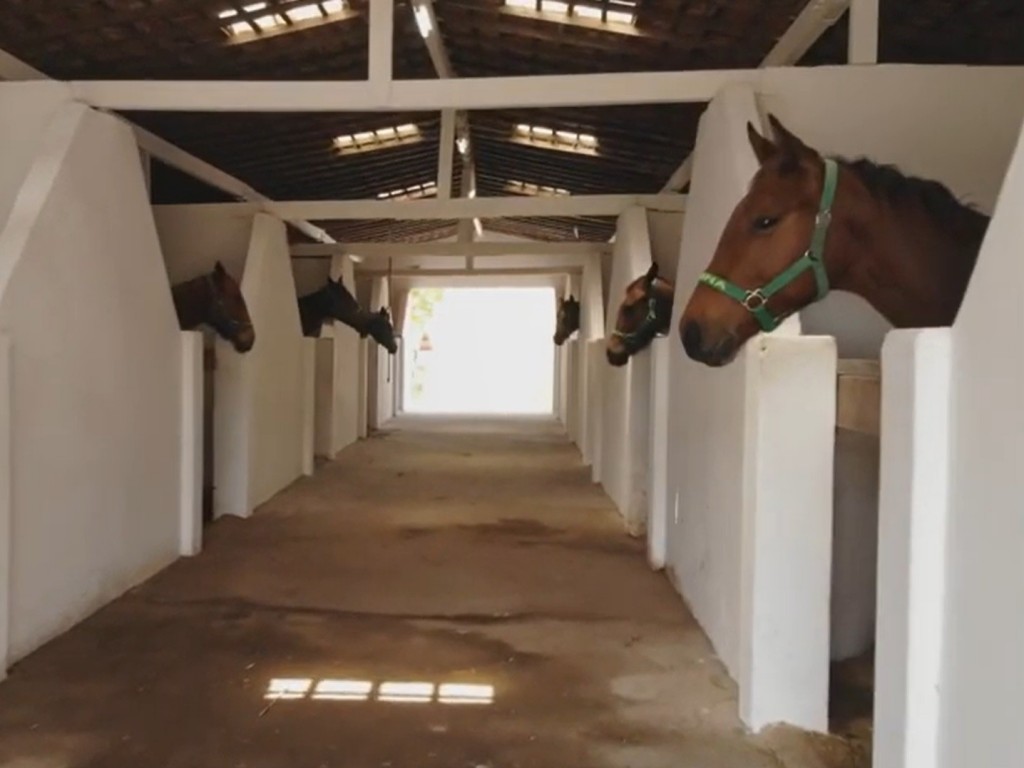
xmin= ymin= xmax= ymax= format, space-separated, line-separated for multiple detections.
xmin=665 ymin=84 xmax=834 ymax=732
xmin=661 ymin=66 xmax=1024 ymax=735
xmin=600 ymin=207 xmax=654 ymax=533
xmin=939 ymin=120 xmax=1024 ymax=768
xmin=331 ymin=255 xmax=362 ymax=451
xmin=874 ymin=118 xmax=1024 ymax=768
xmin=155 ymin=207 xmax=310 ymax=517
xmin=0 ymin=99 xmax=181 ymax=669
xmin=372 ymin=277 xmax=397 ymax=428
xmin=757 ymin=65 xmax=1024 ymax=662
xmin=564 ymin=272 xmax=583 ymax=449
xmin=239 ymin=213 xmax=308 ymax=509
xmin=645 ymin=210 xmax=683 ymax=568
xmin=578 ymin=259 xmax=605 ymax=476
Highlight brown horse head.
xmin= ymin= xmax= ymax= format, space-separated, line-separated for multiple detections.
xmin=172 ymin=261 xmax=254 ymax=353
xmin=366 ymin=306 xmax=399 ymax=354
xmin=607 ymin=263 xmax=674 ymax=367
xmin=208 ymin=261 xmax=255 ymax=352
xmin=553 ymin=295 xmax=580 ymax=345
xmin=678 ymin=114 xmax=837 ymax=367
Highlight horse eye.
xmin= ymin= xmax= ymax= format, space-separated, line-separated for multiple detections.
xmin=753 ymin=215 xmax=779 ymax=232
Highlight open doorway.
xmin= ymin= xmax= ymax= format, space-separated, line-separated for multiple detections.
xmin=402 ymin=287 xmax=555 ymax=415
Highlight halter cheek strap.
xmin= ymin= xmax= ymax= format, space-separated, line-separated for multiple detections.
xmin=697 ymin=157 xmax=838 ymax=332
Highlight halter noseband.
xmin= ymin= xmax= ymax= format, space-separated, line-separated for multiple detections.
xmin=697 ymin=157 xmax=838 ymax=332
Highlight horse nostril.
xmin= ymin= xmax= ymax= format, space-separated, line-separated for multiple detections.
xmin=681 ymin=321 xmax=703 ymax=358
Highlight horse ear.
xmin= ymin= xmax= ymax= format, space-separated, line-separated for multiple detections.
xmin=645 ymin=262 xmax=659 ymax=283
xmin=767 ymin=114 xmax=813 ymax=160
xmin=747 ymin=121 xmax=778 ymax=165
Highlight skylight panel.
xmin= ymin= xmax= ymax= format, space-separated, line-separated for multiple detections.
xmin=512 ymin=124 xmax=599 ymax=155
xmin=219 ymin=0 xmax=352 ymax=40
xmin=334 ymin=123 xmax=422 ymax=155
xmin=377 ymin=181 xmax=438 ymax=201
xmin=506 ymin=180 xmax=570 ymax=197
xmin=503 ymin=0 xmax=638 ymax=28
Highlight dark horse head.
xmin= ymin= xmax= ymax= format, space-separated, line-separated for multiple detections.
xmin=553 ymin=295 xmax=581 ymax=345
xmin=299 ymin=277 xmax=398 ymax=354
xmin=171 ymin=261 xmax=254 ymax=353
xmin=678 ymin=113 xmax=989 ymax=367
xmin=606 ymin=263 xmax=674 ymax=367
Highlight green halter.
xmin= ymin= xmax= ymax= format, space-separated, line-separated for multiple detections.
xmin=697 ymin=158 xmax=839 ymax=332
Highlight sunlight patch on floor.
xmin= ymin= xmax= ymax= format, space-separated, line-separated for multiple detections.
xmin=264 ymin=678 xmax=495 ymax=706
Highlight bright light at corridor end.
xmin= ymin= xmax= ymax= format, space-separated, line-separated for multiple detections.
xmin=264 ymin=678 xmax=495 ymax=705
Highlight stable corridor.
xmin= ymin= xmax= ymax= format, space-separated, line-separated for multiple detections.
xmin=0 ymin=419 xmax=863 ymax=768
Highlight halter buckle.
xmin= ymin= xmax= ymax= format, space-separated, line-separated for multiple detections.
xmin=743 ymin=289 xmax=767 ymax=311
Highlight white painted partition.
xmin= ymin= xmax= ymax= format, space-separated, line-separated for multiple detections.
xmin=331 ymin=256 xmax=362 ymax=451
xmin=0 ymin=101 xmax=182 ymax=667
xmin=646 ymin=336 xmax=670 ymax=570
xmin=739 ymin=335 xmax=836 ymax=732
xmin=0 ymin=333 xmax=10 ymax=680
xmin=313 ymin=336 xmax=337 ymax=457
xmin=756 ymin=65 xmax=1024 ymax=664
xmin=179 ymin=331 xmax=204 ymax=556
xmin=0 ymin=83 xmax=67 ymax=232
xmin=160 ymin=210 xmax=309 ymax=518
xmin=601 ymin=207 xmax=655 ymax=533
xmin=874 ymin=328 xmax=951 ymax=768
xmin=578 ymin=258 xmax=604 ymax=473
xmin=873 ymin=121 xmax=1024 ymax=768
xmin=236 ymin=213 xmax=308 ymax=511
xmin=939 ymin=121 xmax=1024 ymax=768
xmin=301 ymin=338 xmax=316 ymax=476
xmin=367 ymin=276 xmax=396 ymax=430
xmin=666 ymin=85 xmax=832 ymax=732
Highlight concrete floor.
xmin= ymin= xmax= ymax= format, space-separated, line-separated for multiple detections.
xmin=0 ymin=416 xmax=870 ymax=768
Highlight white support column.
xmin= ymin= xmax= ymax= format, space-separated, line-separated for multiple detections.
xmin=437 ymin=109 xmax=456 ymax=199
xmin=368 ymin=0 xmax=394 ymax=92
xmin=848 ymin=0 xmax=880 ymax=64
xmin=0 ymin=334 xmax=11 ymax=679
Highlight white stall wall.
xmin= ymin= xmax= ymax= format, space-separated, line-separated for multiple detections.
xmin=242 ymin=214 xmax=308 ymax=509
xmin=564 ymin=273 xmax=584 ymax=449
xmin=370 ymin=277 xmax=396 ymax=428
xmin=940 ymin=121 xmax=1024 ymax=768
xmin=601 ymin=207 xmax=654 ymax=533
xmin=0 ymin=83 xmax=68 ymax=232
xmin=331 ymin=255 xmax=362 ymax=452
xmin=579 ymin=259 xmax=604 ymax=474
xmin=665 ymin=85 xmax=769 ymax=680
xmin=666 ymin=84 xmax=836 ymax=732
xmin=153 ymin=206 xmax=253 ymax=287
xmin=0 ymin=102 xmax=181 ymax=665
xmin=760 ymin=65 xmax=1024 ymax=663
xmin=647 ymin=211 xmax=683 ymax=285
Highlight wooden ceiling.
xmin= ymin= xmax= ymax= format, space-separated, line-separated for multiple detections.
xmin=0 ymin=0 xmax=1020 ymax=242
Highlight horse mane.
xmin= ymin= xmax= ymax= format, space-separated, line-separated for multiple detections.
xmin=838 ymin=156 xmax=990 ymax=249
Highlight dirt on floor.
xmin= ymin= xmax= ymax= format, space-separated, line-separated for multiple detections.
xmin=0 ymin=416 xmax=871 ymax=768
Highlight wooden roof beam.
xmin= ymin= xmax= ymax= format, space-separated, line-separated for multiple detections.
xmin=291 ymin=241 xmax=612 ymax=257
xmin=69 ymin=68 xmax=764 ymax=111
xmin=163 ymin=192 xmax=685 ymax=220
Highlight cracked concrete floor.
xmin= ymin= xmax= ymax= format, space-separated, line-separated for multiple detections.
xmin=0 ymin=416 xmax=871 ymax=768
